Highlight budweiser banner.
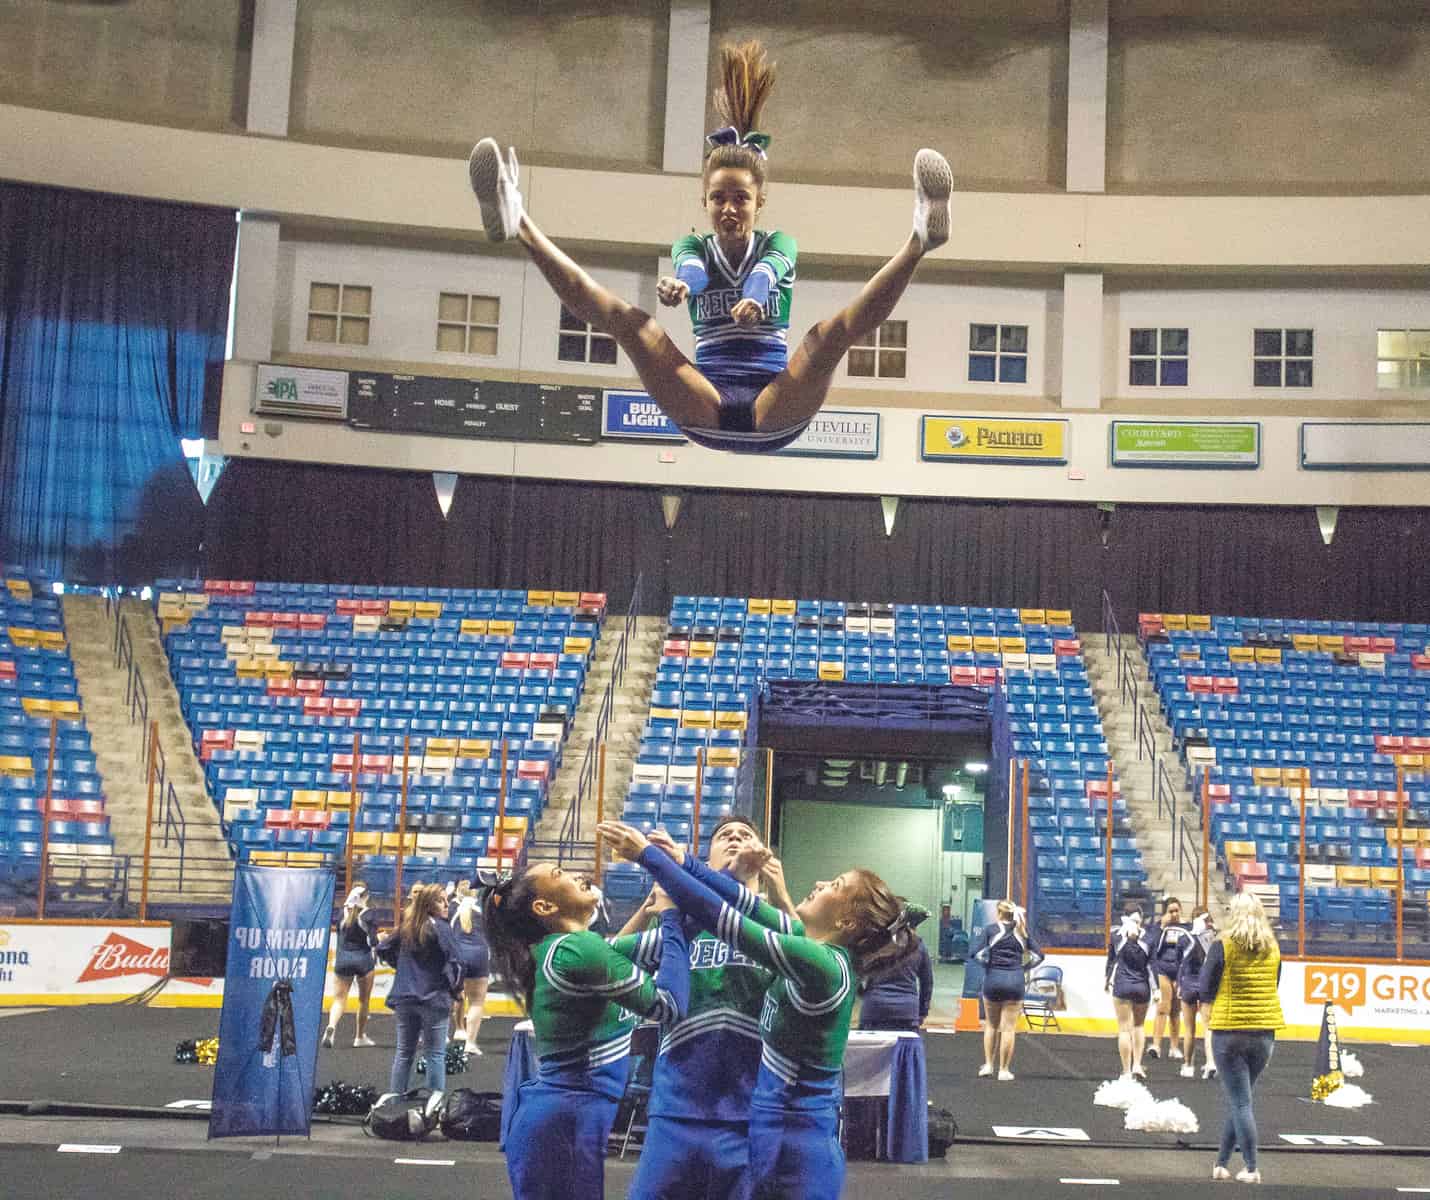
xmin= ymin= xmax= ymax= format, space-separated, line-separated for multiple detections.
xmin=0 ymin=922 xmax=173 ymax=1002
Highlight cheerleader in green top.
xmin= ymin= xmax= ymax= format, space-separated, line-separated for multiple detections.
xmin=483 ymin=862 xmax=690 ymax=1200
xmin=468 ymin=40 xmax=952 ymax=454
xmin=598 ymin=821 xmax=922 ymax=1200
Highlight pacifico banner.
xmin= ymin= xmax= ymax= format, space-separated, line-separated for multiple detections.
xmin=1043 ymin=952 xmax=1430 ymax=1042
xmin=921 ymin=416 xmax=1069 ymax=464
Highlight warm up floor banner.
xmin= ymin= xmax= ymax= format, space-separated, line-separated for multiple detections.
xmin=209 ymin=865 xmax=335 ymax=1139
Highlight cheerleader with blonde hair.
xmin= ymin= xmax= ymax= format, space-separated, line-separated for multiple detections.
xmin=468 ymin=40 xmax=952 ymax=454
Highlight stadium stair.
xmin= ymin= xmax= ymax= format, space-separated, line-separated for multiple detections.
xmin=1084 ymin=633 xmax=1204 ymax=910
xmin=62 ymin=595 xmax=232 ymax=904
xmin=529 ymin=624 xmax=665 ymax=871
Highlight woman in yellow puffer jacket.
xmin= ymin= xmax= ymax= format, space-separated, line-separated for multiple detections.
xmin=1199 ymin=892 xmax=1285 ymax=1184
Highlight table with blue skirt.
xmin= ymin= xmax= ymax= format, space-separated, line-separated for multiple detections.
xmin=501 ymin=1022 xmax=928 ymax=1164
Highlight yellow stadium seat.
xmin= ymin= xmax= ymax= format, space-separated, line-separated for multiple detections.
xmin=1019 ymin=609 xmax=1046 ymax=625
xmin=1336 ymin=865 xmax=1371 ymax=888
xmin=1252 ymin=767 xmax=1284 ymax=786
xmin=999 ymin=637 xmax=1027 ymax=653
xmin=159 ymin=591 xmax=186 ymax=607
xmin=1318 ymin=635 xmax=1344 ymax=652
xmin=1227 ymin=646 xmax=1255 ymax=664
xmin=0 ymin=756 xmax=35 ymax=776
xmin=381 ymin=833 xmax=418 ymax=855
xmin=946 ymin=635 xmax=973 ymax=653
xmin=324 ymin=791 xmax=355 ymax=812
xmin=264 ymin=660 xmax=293 ymax=678
xmin=182 ymin=592 xmax=210 ymax=610
xmin=747 ymin=598 xmax=771 ymax=614
xmin=36 ymin=631 xmax=65 ymax=652
xmin=649 ymin=706 xmax=680 ymax=723
xmin=563 ymin=636 xmax=593 ymax=655
xmin=1387 ymin=827 xmax=1423 ymax=848
xmin=1224 ymin=840 xmax=1257 ymax=861
xmin=286 ymin=852 xmax=325 ymax=869
xmin=1161 ymin=614 xmax=1188 ymax=631
xmin=1045 ymin=609 xmax=1072 ymax=625
xmin=460 ymin=618 xmax=489 ymax=636
xmin=291 ymin=789 xmax=325 ymax=809
xmin=249 ymin=851 xmax=288 ymax=868
xmin=6 ymin=627 xmax=38 ymax=648
xmin=714 ymin=710 xmax=748 ymax=730
xmin=973 ymin=636 xmax=1000 ymax=654
xmin=348 ymin=831 xmax=381 ymax=856
xmin=771 ymin=599 xmax=796 ymax=615
xmin=1371 ymin=867 xmax=1404 ymax=890
xmin=160 ymin=613 xmax=192 ymax=635
xmin=705 ymin=746 xmax=740 ymax=767
xmin=413 ymin=601 xmax=443 ymax=619
xmin=681 ymin=710 xmax=714 ymax=729
xmin=386 ymin=600 xmax=415 ymax=619
xmin=1254 ymin=647 xmax=1282 ymax=664
xmin=487 ymin=619 xmax=515 ymax=636
xmin=1290 ymin=634 xmax=1318 ymax=651
xmin=552 ymin=591 xmax=579 ymax=608
xmin=818 ymin=662 xmax=845 ymax=681
xmin=422 ymin=737 xmax=458 ymax=756
xmin=1397 ymin=753 xmax=1425 ymax=770
xmin=457 ymin=738 xmax=492 ymax=760
xmin=687 ymin=641 xmax=715 ymax=657
xmin=527 ymin=590 xmax=553 ymax=606
xmin=1280 ymin=766 xmax=1309 ymax=786
xmin=234 ymin=658 xmax=265 ymax=679
xmin=1187 ymin=614 xmax=1212 ymax=631
xmin=497 ymin=815 xmax=529 ymax=835
xmin=6 ymin=579 xmax=33 ymax=600
xmin=20 ymin=698 xmax=52 ymax=718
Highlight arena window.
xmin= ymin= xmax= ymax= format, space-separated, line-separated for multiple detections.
xmin=437 ymin=292 xmax=500 ymax=355
xmin=1252 ymin=328 xmax=1313 ymax=387
xmin=849 ymin=319 xmax=908 ymax=379
xmin=1129 ymin=326 xmax=1188 ymax=386
xmin=557 ymin=305 xmax=617 ymax=364
xmin=967 ymin=323 xmax=1027 ymax=383
xmin=306 ymin=282 xmax=370 ymax=346
xmin=1376 ymin=328 xmax=1430 ymax=389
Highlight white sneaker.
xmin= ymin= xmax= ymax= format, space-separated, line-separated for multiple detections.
xmin=1203 ymin=1063 xmax=1218 ymax=1080
xmin=1212 ymin=1165 xmax=1232 ymax=1181
xmin=1132 ymin=1066 xmax=1148 ymax=1082
xmin=468 ymin=138 xmax=524 ymax=243
xmin=978 ymin=1063 xmax=993 ymax=1078
xmin=424 ymin=1089 xmax=445 ymax=1121
xmin=1235 ymin=1168 xmax=1262 ymax=1184
xmin=353 ymin=1035 xmax=376 ymax=1048
xmin=997 ymin=1069 xmax=1015 ymax=1082
xmin=469 ymin=1044 xmax=483 ymax=1057
xmin=911 ymin=148 xmax=953 ymax=252
xmin=1180 ymin=1064 xmax=1195 ymax=1079
xmin=321 ymin=1028 xmax=335 ymax=1048
xmin=1170 ymin=1047 xmax=1185 ymax=1060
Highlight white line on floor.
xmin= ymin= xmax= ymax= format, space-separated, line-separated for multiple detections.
xmin=393 ymin=1158 xmax=456 ymax=1167
xmin=57 ymin=1145 xmax=121 ymax=1154
xmin=1395 ymin=1189 xmax=1430 ymax=1193
xmin=1059 ymin=1180 xmax=1119 ymax=1186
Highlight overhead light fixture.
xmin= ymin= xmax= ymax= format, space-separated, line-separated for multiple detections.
xmin=964 ymin=761 xmax=988 ymax=774
xmin=942 ymin=783 xmax=962 ymax=799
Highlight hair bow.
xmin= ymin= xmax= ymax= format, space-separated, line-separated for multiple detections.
xmin=705 ymin=126 xmax=772 ymax=158
xmin=342 ymin=885 xmax=367 ymax=909
xmin=886 ymin=905 xmax=915 ymax=936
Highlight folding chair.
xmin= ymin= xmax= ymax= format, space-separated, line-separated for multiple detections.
xmin=1022 ymin=963 xmax=1063 ymax=1032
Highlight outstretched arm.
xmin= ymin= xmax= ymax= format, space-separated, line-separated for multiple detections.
xmin=548 ymin=910 xmax=689 ymax=1025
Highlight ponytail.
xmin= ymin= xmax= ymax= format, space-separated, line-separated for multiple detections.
xmin=482 ymin=870 xmax=547 ymax=1015
xmin=842 ymin=872 xmax=926 ymax=979
xmin=703 ymin=40 xmax=776 ymax=192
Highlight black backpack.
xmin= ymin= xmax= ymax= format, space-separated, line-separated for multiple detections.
xmin=364 ymin=1088 xmax=440 ymax=1141
xmin=439 ymin=1088 xmax=503 ymax=1141
xmin=927 ymin=1104 xmax=958 ymax=1158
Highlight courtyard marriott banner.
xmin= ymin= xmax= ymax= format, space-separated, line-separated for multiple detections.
xmin=921 ymin=416 xmax=1068 ymax=464
xmin=1111 ymin=421 xmax=1261 ymax=468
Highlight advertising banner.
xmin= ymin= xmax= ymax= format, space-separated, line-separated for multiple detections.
xmin=1301 ymin=422 xmax=1430 ymax=470
xmin=602 ymin=390 xmax=684 ymax=440
xmin=1111 ymin=421 xmax=1260 ymax=468
xmin=253 ymin=364 xmax=349 ymax=419
xmin=921 ymin=416 xmax=1068 ymax=464
xmin=0 ymin=922 xmax=173 ymax=1003
xmin=776 ymin=410 xmax=881 ymax=459
xmin=1044 ymin=951 xmax=1430 ymax=1042
xmin=209 ymin=865 xmax=335 ymax=1138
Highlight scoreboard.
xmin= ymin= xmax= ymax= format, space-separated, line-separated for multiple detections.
xmin=346 ymin=371 xmax=600 ymax=445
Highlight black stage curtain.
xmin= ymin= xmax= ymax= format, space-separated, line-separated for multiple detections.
xmin=201 ymin=460 xmax=1430 ymax=628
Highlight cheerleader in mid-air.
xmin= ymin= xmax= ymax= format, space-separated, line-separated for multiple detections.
xmin=483 ymin=864 xmax=689 ymax=1200
xmin=468 ymin=40 xmax=951 ymax=454
xmin=598 ymin=819 xmax=921 ymax=1200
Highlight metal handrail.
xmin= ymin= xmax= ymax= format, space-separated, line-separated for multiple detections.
xmin=1177 ymin=813 xmax=1202 ymax=891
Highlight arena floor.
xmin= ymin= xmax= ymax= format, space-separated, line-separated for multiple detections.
xmin=1 ymin=1004 xmax=1427 ymax=1197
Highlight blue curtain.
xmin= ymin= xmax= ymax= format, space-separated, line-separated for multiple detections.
xmin=0 ymin=181 xmax=235 ymax=582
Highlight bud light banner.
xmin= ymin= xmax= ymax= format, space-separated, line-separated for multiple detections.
xmin=210 ymin=865 xmax=335 ymax=1139
xmin=602 ymin=390 xmax=685 ymax=441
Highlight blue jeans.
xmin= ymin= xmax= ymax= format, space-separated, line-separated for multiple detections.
xmin=1211 ymin=1030 xmax=1275 ymax=1171
xmin=390 ymin=998 xmax=451 ymax=1095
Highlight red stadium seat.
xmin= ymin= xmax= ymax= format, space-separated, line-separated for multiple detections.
xmin=245 ymin=610 xmax=275 ymax=626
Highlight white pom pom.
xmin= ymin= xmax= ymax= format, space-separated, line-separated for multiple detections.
xmin=1322 ymin=1082 xmax=1373 ymax=1108
xmin=1095 ymin=1077 xmax=1153 ymax=1109
xmin=1340 ymin=1051 xmax=1364 ymax=1079
xmin=1125 ymin=1097 xmax=1200 ymax=1133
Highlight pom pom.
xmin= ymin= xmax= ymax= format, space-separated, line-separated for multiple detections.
xmin=1311 ymin=1071 xmax=1344 ymax=1101
xmin=1125 ymin=1097 xmax=1200 ymax=1133
xmin=1322 ymin=1082 xmax=1373 ymax=1108
xmin=416 ymin=1042 xmax=470 ymax=1076
xmin=312 ymin=1080 xmax=380 ymax=1115
xmin=1095 ymin=1077 xmax=1153 ymax=1109
xmin=1341 ymin=1051 xmax=1364 ymax=1078
xmin=174 ymin=1039 xmax=198 ymax=1064
xmin=195 ymin=1037 xmax=219 ymax=1065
